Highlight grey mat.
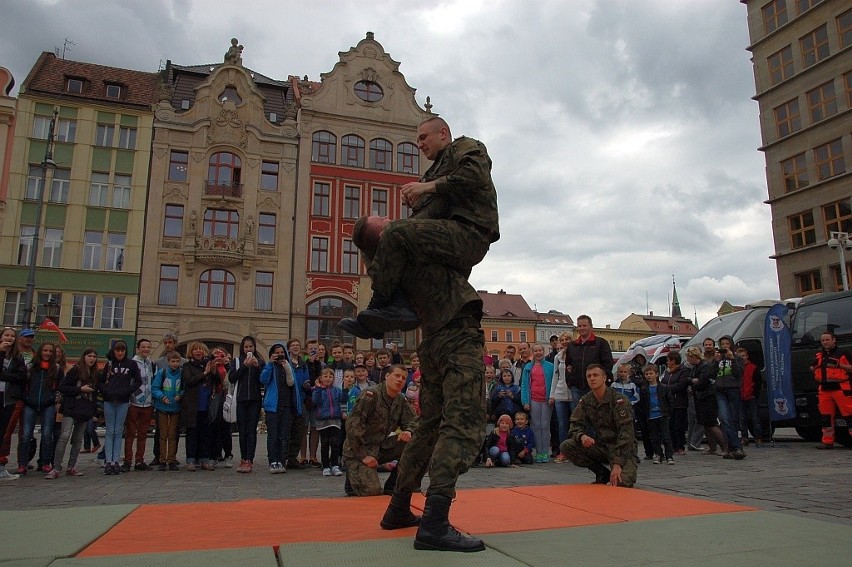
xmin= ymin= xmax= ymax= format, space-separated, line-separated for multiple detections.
xmin=49 ymin=547 xmax=277 ymax=566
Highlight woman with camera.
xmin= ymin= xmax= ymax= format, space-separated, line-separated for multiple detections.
xmin=180 ymin=342 xmax=220 ymax=471
xmin=230 ymin=336 xmax=264 ymax=473
xmin=259 ymin=343 xmax=298 ymax=473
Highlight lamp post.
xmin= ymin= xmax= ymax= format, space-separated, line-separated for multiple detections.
xmin=21 ymin=109 xmax=58 ymax=330
xmin=44 ymin=297 xmax=60 ymax=323
xmin=827 ymin=231 xmax=852 ymax=292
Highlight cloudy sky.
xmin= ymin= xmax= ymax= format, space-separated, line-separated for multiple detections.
xmin=2 ymin=0 xmax=779 ymax=329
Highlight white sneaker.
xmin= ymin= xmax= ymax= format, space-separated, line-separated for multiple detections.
xmin=322 ymin=467 xmax=332 ymax=477
xmin=331 ymin=465 xmax=343 ymax=477
xmin=223 ymin=457 xmax=234 ymax=468
xmin=0 ymin=468 xmax=20 ymax=480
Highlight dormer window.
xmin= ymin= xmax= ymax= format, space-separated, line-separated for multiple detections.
xmin=354 ymin=80 xmax=383 ymax=102
xmin=66 ymin=78 xmax=84 ymax=94
xmin=218 ymin=86 xmax=242 ymax=104
xmin=105 ymin=84 xmax=122 ymax=98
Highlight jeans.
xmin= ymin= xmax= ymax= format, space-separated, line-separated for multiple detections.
xmin=84 ymin=418 xmax=99 ymax=450
xmin=646 ymin=416 xmax=673 ymax=459
xmin=18 ymin=404 xmax=55 ymax=467
xmin=740 ymin=398 xmax=761 ymax=441
xmin=103 ymin=401 xmax=129 ymax=464
xmin=266 ymin=410 xmax=293 ymax=464
xmin=716 ymin=388 xmax=742 ymax=451
xmin=488 ymin=445 xmax=511 ymax=466
xmin=185 ymin=411 xmax=211 ymax=465
xmin=670 ymin=407 xmax=688 ymax=452
xmin=529 ymin=400 xmax=552 ymax=457
xmin=569 ymin=387 xmax=583 ymax=414
xmin=318 ymin=426 xmax=341 ymax=469
xmin=554 ymin=401 xmax=572 ymax=445
xmin=237 ymin=400 xmax=261 ymax=461
xmin=53 ymin=416 xmax=86 ymax=470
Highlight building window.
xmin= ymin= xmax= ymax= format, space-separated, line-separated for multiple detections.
xmin=846 ymin=72 xmax=852 ymax=108
xmin=311 ymin=237 xmax=329 ymax=272
xmin=25 ymin=166 xmax=43 ymax=200
xmin=17 ymin=226 xmax=35 ymax=265
xmin=341 ymin=135 xmax=365 ymax=167
xmin=82 ymin=231 xmax=102 ymax=270
xmin=117 ymin=126 xmax=136 ymax=150
xmin=796 ymin=0 xmax=823 ymax=15
xmin=218 ymin=86 xmax=242 ymax=104
xmin=800 ymin=25 xmax=829 ymax=69
xmin=354 ymin=81 xmax=383 ymax=102
xmin=371 ymin=188 xmax=388 ymax=217
xmin=814 ymin=139 xmax=845 ymax=181
xmin=838 ymin=8 xmax=852 ymax=48
xmin=106 ymin=233 xmax=125 ymax=271
xmin=342 ymin=239 xmax=359 ymax=275
xmin=823 ymin=200 xmax=852 ymax=237
xmin=101 ymin=296 xmax=125 ymax=329
xmin=163 ymin=204 xmax=184 ymax=237
xmin=773 ymin=98 xmax=801 ymax=138
xmin=491 ymin=330 xmax=498 ymax=342
xmin=311 ymin=131 xmax=336 ymax=164
xmin=260 ymin=161 xmax=279 ymax=191
xmin=207 ymin=152 xmax=242 ymax=197
xmin=112 ymin=174 xmax=131 ymax=208
xmin=369 ymin=139 xmax=392 ymax=171
xmin=66 ymin=78 xmax=83 ymax=94
xmin=198 ymin=269 xmax=236 ymax=309
xmin=781 ymin=153 xmax=809 ymax=193
xmin=830 ymin=263 xmax=852 ymax=291
xmin=3 ymin=291 xmax=25 ymax=326
xmin=105 ymin=84 xmax=122 ymax=98
xmin=48 ymin=168 xmax=71 ymax=203
xmin=89 ymin=172 xmax=110 ymax=206
xmin=768 ymin=45 xmax=794 ymax=86
xmin=95 ymin=124 xmax=114 ymax=146
xmin=397 ymin=142 xmax=419 ymax=174
xmin=306 ymin=297 xmax=357 ymax=343
xmin=168 ymin=150 xmax=188 ymax=181
xmin=258 ymin=213 xmax=276 ymax=245
xmin=312 ymin=182 xmax=330 ymax=216
xmin=789 ymin=210 xmax=816 ymax=249
xmin=505 ymin=331 xmax=514 ymax=343
xmin=158 ymin=265 xmax=179 ymax=306
xmin=796 ymin=270 xmax=822 ymax=295
xmin=255 ymin=272 xmax=273 ymax=311
xmin=519 ymin=331 xmax=528 ymax=343
xmin=203 ymin=209 xmax=239 ymax=239
xmin=32 ymin=116 xmax=76 ymax=143
xmin=400 ymin=200 xmax=411 ymax=219
xmin=762 ymin=0 xmax=788 ymax=34
xmin=343 ymin=186 xmax=360 ymax=219
xmin=71 ymin=294 xmax=96 ymax=328
xmin=42 ymin=228 xmax=63 ymax=268
xmin=806 ymin=81 xmax=837 ymax=123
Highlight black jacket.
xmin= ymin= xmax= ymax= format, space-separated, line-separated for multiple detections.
xmin=565 ymin=335 xmax=613 ymax=390
xmin=59 ymin=366 xmax=97 ymax=421
xmin=97 ymin=357 xmax=142 ymax=404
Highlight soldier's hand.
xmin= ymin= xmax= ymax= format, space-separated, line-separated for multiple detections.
xmin=581 ymin=434 xmax=595 ymax=448
xmin=398 ymin=431 xmax=412 ymax=443
xmin=362 ymin=456 xmax=378 ymax=468
xmin=609 ymin=464 xmax=623 ymax=487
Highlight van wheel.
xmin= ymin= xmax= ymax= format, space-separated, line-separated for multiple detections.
xmin=835 ymin=424 xmax=852 ymax=447
xmin=794 ymin=425 xmax=821 ymax=442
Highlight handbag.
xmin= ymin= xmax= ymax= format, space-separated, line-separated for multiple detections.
xmin=223 ymin=379 xmax=238 ymax=424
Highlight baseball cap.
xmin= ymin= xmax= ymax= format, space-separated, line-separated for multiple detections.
xmin=354 ymin=363 xmax=367 ymax=370
xmin=20 ymin=329 xmax=36 ymax=338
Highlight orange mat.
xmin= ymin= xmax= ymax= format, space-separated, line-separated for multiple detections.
xmin=79 ymin=485 xmax=755 ymax=557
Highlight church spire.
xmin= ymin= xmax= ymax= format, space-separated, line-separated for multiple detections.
xmin=671 ymin=274 xmax=682 ymax=319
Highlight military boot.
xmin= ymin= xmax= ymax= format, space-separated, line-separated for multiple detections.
xmin=589 ymin=462 xmax=611 ymax=484
xmin=380 ymin=490 xmax=421 ymax=530
xmin=338 ymin=317 xmax=384 ymax=339
xmin=357 ymin=290 xmax=420 ymax=333
xmin=382 ymin=468 xmax=399 ymax=496
xmin=413 ymin=494 xmax=485 ymax=552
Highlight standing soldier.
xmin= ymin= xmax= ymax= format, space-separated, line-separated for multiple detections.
xmin=560 ymin=364 xmax=637 ymax=487
xmin=343 ymin=365 xmax=418 ymax=498
xmin=810 ymin=330 xmax=852 ymax=449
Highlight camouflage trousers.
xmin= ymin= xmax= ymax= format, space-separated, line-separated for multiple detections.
xmin=344 ymin=441 xmax=406 ymax=497
xmin=394 ymin=324 xmax=486 ymax=499
xmin=560 ymin=438 xmax=637 ymax=487
xmin=367 ymin=218 xmax=489 ymax=300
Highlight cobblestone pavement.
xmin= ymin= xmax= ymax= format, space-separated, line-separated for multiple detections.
xmin=1 ymin=428 xmax=849 ymax=527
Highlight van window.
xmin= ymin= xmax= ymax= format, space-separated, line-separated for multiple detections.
xmin=792 ymin=298 xmax=852 ymax=347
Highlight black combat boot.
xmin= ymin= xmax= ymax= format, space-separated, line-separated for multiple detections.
xmin=380 ymin=490 xmax=421 ymax=530
xmin=338 ymin=317 xmax=384 ymax=339
xmin=413 ymin=494 xmax=485 ymax=552
xmin=357 ymin=290 xmax=420 ymax=333
xmin=382 ymin=468 xmax=399 ymax=496
xmin=589 ymin=462 xmax=611 ymax=484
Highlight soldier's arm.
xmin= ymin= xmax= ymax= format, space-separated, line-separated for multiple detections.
xmin=398 ymin=397 xmax=419 ymax=434
xmin=432 ymin=140 xmax=492 ymax=196
xmin=567 ymin=400 xmax=588 ymax=443
xmin=611 ymin=395 xmax=636 ymax=467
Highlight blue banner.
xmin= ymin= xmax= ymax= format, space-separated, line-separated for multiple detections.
xmin=763 ymin=304 xmax=795 ymax=421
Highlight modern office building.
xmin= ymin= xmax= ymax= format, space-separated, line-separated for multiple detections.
xmin=743 ymin=0 xmax=851 ymax=296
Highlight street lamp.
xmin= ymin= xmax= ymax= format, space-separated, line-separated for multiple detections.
xmin=827 ymin=231 xmax=852 ymax=291
xmin=21 ymin=109 xmax=58 ymax=330
xmin=44 ymin=297 xmax=60 ymax=322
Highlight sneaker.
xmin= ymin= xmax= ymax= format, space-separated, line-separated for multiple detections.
xmin=42 ymin=464 xmax=53 ymax=474
xmin=269 ymin=463 xmax=277 ymax=474
xmin=0 ymin=468 xmax=20 ymax=480
xmin=134 ymin=462 xmax=152 ymax=471
xmin=667 ymin=458 xmax=675 ymax=465
xmin=733 ymin=448 xmax=746 ymax=460
xmin=120 ymin=462 xmax=131 ymax=473
xmin=653 ymin=455 xmax=662 ymax=464
xmin=687 ymin=444 xmax=702 ymax=451
xmin=186 ymin=463 xmax=196 ymax=472
xmin=158 ymin=463 xmax=167 ymax=472
xmin=554 ymin=454 xmax=567 ymax=463
xmin=222 ymin=457 xmax=234 ymax=468
xmin=103 ymin=463 xmax=114 ymax=476
xmin=44 ymin=469 xmax=60 ymax=479
xmin=643 ymin=455 xmax=654 ymax=461
xmin=168 ymin=462 xmax=180 ymax=471
xmin=331 ymin=465 xmax=343 ymax=477
xmin=322 ymin=467 xmax=332 ymax=477
xmin=722 ymin=452 xmax=734 ymax=460
xmin=201 ymin=463 xmax=215 ymax=471
xmin=309 ymin=459 xmax=322 ymax=468
xmin=16 ymin=465 xmax=27 ymax=476
xmin=95 ymin=457 xmax=105 ymax=467
xmin=675 ymin=449 xmax=686 ymax=456
xmin=66 ymin=468 xmax=84 ymax=476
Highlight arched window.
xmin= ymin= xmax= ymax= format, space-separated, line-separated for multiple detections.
xmin=369 ymin=138 xmax=392 ymax=171
xmin=306 ymin=296 xmax=357 ymax=343
xmin=311 ymin=131 xmax=336 ymax=164
xmin=198 ymin=269 xmax=236 ymax=309
xmin=207 ymin=152 xmax=242 ymax=197
xmin=397 ymin=142 xmax=419 ymax=174
xmin=341 ymin=135 xmax=365 ymax=167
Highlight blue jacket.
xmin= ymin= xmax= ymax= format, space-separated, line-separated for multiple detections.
xmin=152 ymin=367 xmax=183 ymax=413
xmin=259 ymin=359 xmax=301 ymax=415
xmin=520 ymin=360 xmax=554 ymax=406
xmin=512 ymin=425 xmax=536 ymax=452
xmin=312 ymin=385 xmax=344 ymax=420
xmin=489 ymin=382 xmax=522 ymax=419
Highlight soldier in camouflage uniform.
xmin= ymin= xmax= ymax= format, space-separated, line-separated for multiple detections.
xmin=343 ymin=365 xmax=418 ymax=497
xmin=561 ymin=363 xmax=638 ymax=487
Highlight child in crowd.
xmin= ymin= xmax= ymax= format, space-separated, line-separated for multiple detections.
xmin=511 ymin=411 xmax=535 ymax=464
xmin=339 ymin=368 xmax=356 ymax=465
xmin=404 ymin=369 xmax=421 ymax=416
xmin=612 ymin=362 xmax=644 ymax=461
xmin=642 ymin=364 xmax=674 ymax=464
xmin=489 ymin=368 xmax=522 ymax=424
xmin=51 ymin=348 xmax=99 ymax=478
xmin=152 ymin=351 xmax=184 ymax=471
xmin=737 ymin=346 xmax=762 ymax=446
xmin=484 ymin=414 xmax=520 ymax=467
xmin=312 ymin=368 xmax=344 ymax=477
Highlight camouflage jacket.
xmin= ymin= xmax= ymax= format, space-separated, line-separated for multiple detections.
xmin=568 ymin=387 xmax=635 ymax=467
xmin=342 ymin=385 xmax=418 ymax=462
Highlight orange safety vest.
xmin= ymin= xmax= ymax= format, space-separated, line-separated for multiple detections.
xmin=813 ymin=350 xmax=850 ymax=384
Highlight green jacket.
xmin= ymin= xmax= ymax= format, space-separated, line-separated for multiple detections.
xmin=568 ymin=387 xmax=635 ymax=467
xmin=342 ymin=385 xmax=418 ymax=462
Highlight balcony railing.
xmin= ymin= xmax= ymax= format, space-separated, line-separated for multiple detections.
xmin=205 ymin=181 xmax=243 ymax=198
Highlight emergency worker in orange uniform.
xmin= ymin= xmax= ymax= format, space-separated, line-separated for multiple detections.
xmin=810 ymin=330 xmax=852 ymax=449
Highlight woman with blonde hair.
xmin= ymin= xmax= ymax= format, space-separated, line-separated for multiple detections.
xmin=180 ymin=342 xmax=218 ymax=471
